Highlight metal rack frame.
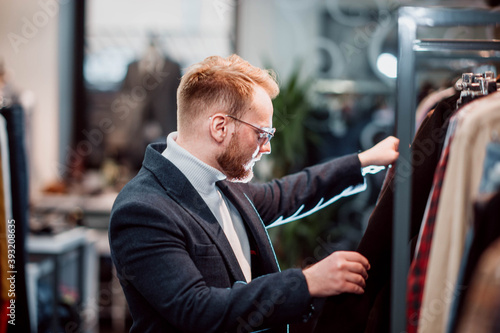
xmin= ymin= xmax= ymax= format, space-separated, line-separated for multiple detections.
xmin=393 ymin=6 xmax=500 ymax=333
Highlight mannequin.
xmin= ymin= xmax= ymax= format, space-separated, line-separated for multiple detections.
xmin=106 ymin=34 xmax=181 ymax=171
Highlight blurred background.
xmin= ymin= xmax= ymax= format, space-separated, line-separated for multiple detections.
xmin=0 ymin=0 xmax=498 ymax=332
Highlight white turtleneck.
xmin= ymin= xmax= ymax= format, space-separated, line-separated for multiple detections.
xmin=162 ymin=132 xmax=252 ymax=282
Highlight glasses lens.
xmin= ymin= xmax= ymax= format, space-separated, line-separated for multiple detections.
xmin=227 ymin=115 xmax=274 ymax=146
xmin=258 ymin=133 xmax=271 ymax=146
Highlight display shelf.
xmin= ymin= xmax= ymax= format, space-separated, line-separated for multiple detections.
xmin=27 ymin=227 xmax=99 ymax=333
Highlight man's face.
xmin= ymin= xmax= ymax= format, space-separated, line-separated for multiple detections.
xmin=216 ymin=131 xmax=260 ymax=182
xmin=217 ymin=85 xmax=274 ymax=182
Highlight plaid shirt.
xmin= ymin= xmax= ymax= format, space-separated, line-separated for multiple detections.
xmin=406 ymin=115 xmax=459 ymax=332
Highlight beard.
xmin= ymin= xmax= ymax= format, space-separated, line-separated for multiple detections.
xmin=217 ymin=133 xmax=259 ymax=182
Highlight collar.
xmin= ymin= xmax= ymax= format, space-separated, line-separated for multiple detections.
xmin=162 ymin=132 xmax=226 ymax=196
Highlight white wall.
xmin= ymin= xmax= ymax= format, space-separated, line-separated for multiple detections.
xmin=237 ymin=0 xmax=321 ymax=83
xmin=0 ymin=0 xmax=65 ymax=200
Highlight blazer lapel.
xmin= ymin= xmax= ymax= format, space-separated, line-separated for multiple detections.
xmin=217 ymin=181 xmax=281 ymax=274
xmin=142 ymin=143 xmax=247 ymax=282
xmin=175 ymin=187 xmax=248 ymax=282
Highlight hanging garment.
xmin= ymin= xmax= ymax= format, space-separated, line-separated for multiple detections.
xmin=0 ymin=114 xmax=11 ymax=223
xmin=314 ymin=92 xmax=460 ymax=333
xmin=0 ymin=117 xmax=8 ymax=333
xmin=415 ymin=87 xmax=457 ymax=131
xmin=455 ymin=222 xmax=500 ymax=333
xmin=450 ymin=192 xmax=500 ymax=332
xmin=406 ymin=110 xmax=458 ymax=332
xmin=446 ymin=141 xmax=500 ymax=333
xmin=478 ymin=141 xmax=500 ymax=194
xmin=0 ymin=160 xmax=7 ymax=302
xmin=0 ymin=104 xmax=30 ymax=333
xmin=419 ymin=92 xmax=500 ymax=333
xmin=405 ymin=87 xmax=490 ymax=331
xmin=0 ymin=114 xmax=11 ymax=302
xmin=107 ymin=57 xmax=181 ymax=169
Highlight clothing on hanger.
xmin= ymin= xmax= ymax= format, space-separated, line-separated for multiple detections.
xmin=406 ymin=107 xmax=458 ymax=333
xmin=106 ymin=37 xmax=181 ymax=170
xmin=0 ymin=130 xmax=7 ymax=333
xmin=0 ymin=104 xmax=30 ymax=333
xmin=447 ymin=141 xmax=500 ymax=332
xmin=419 ymin=92 xmax=500 ymax=333
xmin=406 ymin=74 xmax=495 ymax=331
xmin=478 ymin=141 xmax=500 ymax=194
xmin=0 ymin=115 xmax=10 ymax=303
xmin=403 ymin=72 xmax=498 ymax=332
xmin=415 ymin=87 xmax=457 ymax=131
xmin=446 ymin=138 xmax=500 ymax=332
xmin=455 ymin=220 xmax=500 ymax=333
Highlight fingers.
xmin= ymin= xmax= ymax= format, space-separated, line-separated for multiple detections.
xmin=329 ymin=251 xmax=370 ymax=293
xmin=358 ymin=135 xmax=400 ymax=167
xmin=378 ymin=136 xmax=400 ymax=165
xmin=326 ymin=266 xmax=367 ymax=295
xmin=380 ymin=136 xmax=399 ymax=149
xmin=392 ymin=136 xmax=400 ymax=150
xmin=342 ymin=260 xmax=369 ymax=281
xmin=387 ymin=136 xmax=400 ymax=158
xmin=338 ymin=251 xmax=370 ymax=271
xmin=390 ymin=136 xmax=400 ymax=163
xmin=303 ymin=251 xmax=371 ymax=297
xmin=345 ymin=273 xmax=367 ymax=292
xmin=334 ymin=253 xmax=369 ymax=287
xmin=342 ymin=281 xmax=365 ymax=295
xmin=380 ymin=136 xmax=399 ymax=154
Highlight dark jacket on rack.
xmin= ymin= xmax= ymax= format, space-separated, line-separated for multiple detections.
xmin=109 ymin=58 xmax=181 ymax=170
xmin=314 ymin=92 xmax=460 ymax=333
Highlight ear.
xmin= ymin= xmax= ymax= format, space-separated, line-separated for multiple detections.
xmin=209 ymin=114 xmax=230 ymax=144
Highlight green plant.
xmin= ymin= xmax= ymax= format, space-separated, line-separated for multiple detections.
xmin=263 ymin=62 xmax=334 ymax=270
xmin=266 ymin=63 xmax=318 ymax=178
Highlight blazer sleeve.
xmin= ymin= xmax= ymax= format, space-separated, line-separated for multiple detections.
xmin=244 ymin=154 xmax=365 ymax=227
xmin=109 ymin=196 xmax=312 ymax=333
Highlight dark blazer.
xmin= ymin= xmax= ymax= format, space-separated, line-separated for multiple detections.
xmin=109 ymin=142 xmax=364 ymax=333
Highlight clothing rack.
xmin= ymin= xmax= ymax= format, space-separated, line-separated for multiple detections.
xmin=393 ymin=7 xmax=500 ymax=333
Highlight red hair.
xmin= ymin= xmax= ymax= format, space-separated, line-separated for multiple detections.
xmin=177 ymin=54 xmax=279 ymax=128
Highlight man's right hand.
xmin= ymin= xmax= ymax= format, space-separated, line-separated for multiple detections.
xmin=302 ymin=251 xmax=370 ymax=297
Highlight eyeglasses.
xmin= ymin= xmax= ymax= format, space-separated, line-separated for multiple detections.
xmin=226 ymin=114 xmax=276 ymax=146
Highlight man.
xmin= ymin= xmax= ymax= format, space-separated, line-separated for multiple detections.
xmin=109 ymin=54 xmax=399 ymax=333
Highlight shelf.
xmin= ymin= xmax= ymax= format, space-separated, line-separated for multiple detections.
xmin=413 ymin=39 xmax=500 ymax=59
xmin=27 ymin=227 xmax=99 ymax=333
xmin=398 ymin=6 xmax=500 ymax=26
xmin=27 ymin=227 xmax=87 ymax=254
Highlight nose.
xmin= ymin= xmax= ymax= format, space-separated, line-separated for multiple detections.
xmin=259 ymin=141 xmax=271 ymax=155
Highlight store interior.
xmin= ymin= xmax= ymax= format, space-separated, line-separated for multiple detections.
xmin=0 ymin=0 xmax=499 ymax=332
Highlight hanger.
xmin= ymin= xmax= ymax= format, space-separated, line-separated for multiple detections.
xmin=455 ymin=71 xmax=497 ymax=109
